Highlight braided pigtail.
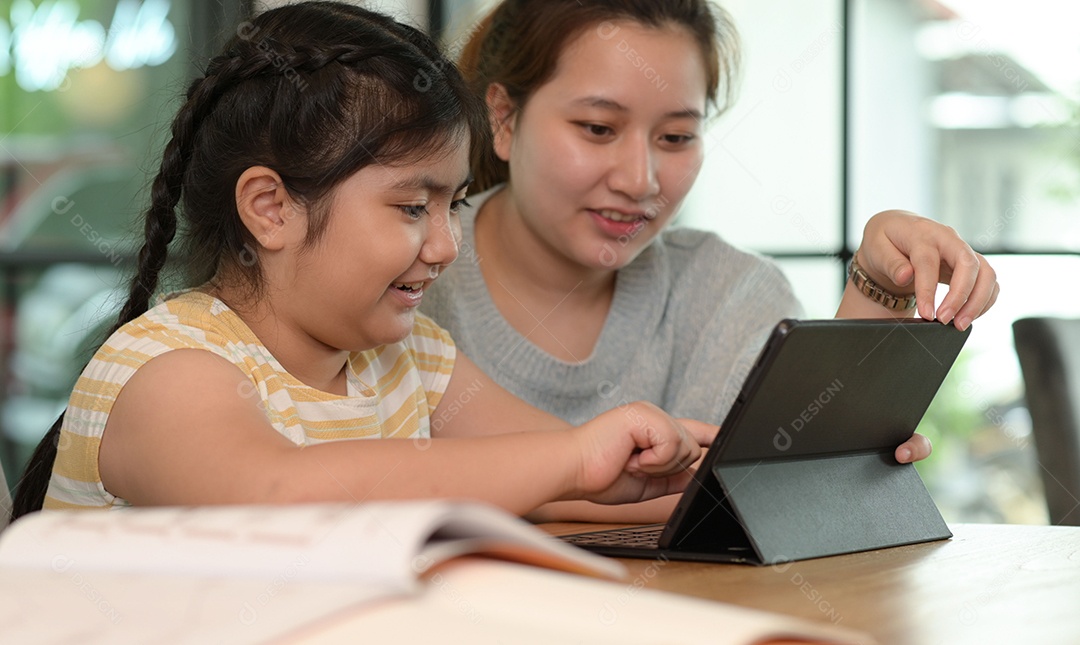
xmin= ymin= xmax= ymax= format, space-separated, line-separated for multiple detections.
xmin=10 ymin=414 xmax=64 ymax=519
xmin=113 ymin=63 xmax=245 ymax=331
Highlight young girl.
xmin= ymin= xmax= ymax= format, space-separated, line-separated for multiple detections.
xmin=10 ymin=1 xmax=712 ymax=519
xmin=421 ymin=1 xmax=999 ymax=471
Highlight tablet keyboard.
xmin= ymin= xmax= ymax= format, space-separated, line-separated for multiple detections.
xmin=560 ymin=524 xmax=665 ymax=548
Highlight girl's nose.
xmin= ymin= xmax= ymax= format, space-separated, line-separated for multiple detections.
xmin=420 ymin=210 xmax=460 ymax=268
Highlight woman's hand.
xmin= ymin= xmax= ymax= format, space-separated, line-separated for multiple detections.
xmin=895 ymin=432 xmax=932 ymax=464
xmin=848 ymin=210 xmax=999 ymax=330
xmin=569 ymin=402 xmax=717 ymax=505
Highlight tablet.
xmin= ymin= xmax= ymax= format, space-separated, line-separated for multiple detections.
xmin=562 ymin=318 xmax=970 ymax=564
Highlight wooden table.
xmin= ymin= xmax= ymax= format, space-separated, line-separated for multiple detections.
xmin=542 ymin=523 xmax=1080 ymax=645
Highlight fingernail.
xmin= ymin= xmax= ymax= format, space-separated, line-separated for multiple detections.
xmin=956 ymin=315 xmax=972 ymax=331
xmin=897 ymin=448 xmax=912 ymax=463
xmin=937 ymin=308 xmax=954 ymax=325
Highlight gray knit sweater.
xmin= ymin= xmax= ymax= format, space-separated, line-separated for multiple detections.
xmin=421 ymin=187 xmax=803 ymax=425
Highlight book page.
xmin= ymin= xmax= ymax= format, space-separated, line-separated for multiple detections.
xmin=0 ymin=504 xmax=412 ymax=587
xmin=0 ymin=503 xmax=872 ymax=645
xmin=0 ymin=568 xmax=392 ymax=645
xmin=304 ymin=559 xmax=877 ymax=645
xmin=418 ymin=504 xmax=625 ymax=579
xmin=0 ymin=500 xmax=622 ymax=584
xmin=0 ymin=502 xmax=627 ymax=644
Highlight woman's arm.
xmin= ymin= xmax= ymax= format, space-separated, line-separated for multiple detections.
xmin=836 ymin=210 xmax=999 ymax=463
xmin=97 ymin=350 xmax=703 ymax=516
xmin=837 ymin=210 xmax=998 ymax=328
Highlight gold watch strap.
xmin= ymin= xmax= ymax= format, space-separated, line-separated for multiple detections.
xmin=847 ymin=253 xmax=917 ymax=311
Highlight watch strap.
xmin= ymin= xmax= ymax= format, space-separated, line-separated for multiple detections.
xmin=847 ymin=253 xmax=917 ymax=311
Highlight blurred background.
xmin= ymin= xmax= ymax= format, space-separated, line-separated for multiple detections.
xmin=2 ymin=0 xmax=1077 ymax=524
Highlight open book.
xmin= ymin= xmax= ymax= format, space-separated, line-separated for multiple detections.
xmin=0 ymin=501 xmax=875 ymax=644
xmin=0 ymin=499 xmax=625 ymax=583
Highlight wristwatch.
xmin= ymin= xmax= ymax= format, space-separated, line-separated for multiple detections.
xmin=847 ymin=252 xmax=917 ymax=311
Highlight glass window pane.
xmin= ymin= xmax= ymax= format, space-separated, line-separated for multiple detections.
xmin=850 ymin=0 xmax=1080 ymax=252
xmin=1 ymin=0 xmax=191 ymax=255
xmin=0 ymin=0 xmax=207 ymax=493
xmin=773 ymin=257 xmax=845 ymax=319
xmin=852 ymin=0 xmax=1080 ymax=524
xmin=916 ymin=255 xmax=1080 ymax=524
xmin=681 ymin=0 xmax=843 ymax=254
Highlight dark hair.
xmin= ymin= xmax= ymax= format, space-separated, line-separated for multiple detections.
xmin=11 ymin=0 xmax=489 ymax=520
xmin=459 ymin=0 xmax=740 ymax=192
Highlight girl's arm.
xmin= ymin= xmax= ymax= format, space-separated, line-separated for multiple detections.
xmin=432 ymin=352 xmax=715 ymax=522
xmin=97 ymin=349 xmax=705 ymax=516
xmin=430 ymin=351 xmax=573 ymax=436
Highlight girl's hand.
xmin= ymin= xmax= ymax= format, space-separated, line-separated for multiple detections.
xmin=856 ymin=210 xmax=999 ymax=330
xmin=568 ymin=402 xmax=717 ymax=505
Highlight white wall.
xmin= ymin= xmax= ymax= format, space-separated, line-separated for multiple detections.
xmin=681 ymin=0 xmax=844 ymax=255
xmin=254 ymin=0 xmax=427 ymax=25
xmin=848 ymin=0 xmax=936 ymax=237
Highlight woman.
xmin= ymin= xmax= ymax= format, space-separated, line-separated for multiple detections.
xmin=421 ymin=0 xmax=997 ymax=467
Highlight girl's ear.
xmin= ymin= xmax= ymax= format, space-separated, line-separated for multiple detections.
xmin=485 ymin=83 xmax=518 ymax=163
xmin=235 ymin=166 xmax=301 ymax=252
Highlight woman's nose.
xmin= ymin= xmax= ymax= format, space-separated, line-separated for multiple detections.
xmin=608 ymin=134 xmax=660 ymax=201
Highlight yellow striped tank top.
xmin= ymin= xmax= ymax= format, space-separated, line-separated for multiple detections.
xmin=45 ymin=290 xmax=455 ymax=510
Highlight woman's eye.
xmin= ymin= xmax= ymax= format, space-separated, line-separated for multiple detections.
xmin=579 ymin=122 xmax=614 ymax=137
xmin=401 ymin=205 xmax=428 ymax=219
xmin=662 ymin=133 xmax=696 ymax=145
xmin=449 ymin=197 xmax=471 ymax=214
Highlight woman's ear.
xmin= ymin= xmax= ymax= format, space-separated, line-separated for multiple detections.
xmin=235 ymin=166 xmax=301 ymax=252
xmin=485 ymin=83 xmax=518 ymax=163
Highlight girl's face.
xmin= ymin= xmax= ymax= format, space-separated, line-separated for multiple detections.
xmin=285 ymin=143 xmax=470 ymax=351
xmin=498 ymin=21 xmax=708 ymax=270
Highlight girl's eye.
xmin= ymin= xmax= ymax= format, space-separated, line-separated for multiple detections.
xmin=449 ymin=197 xmax=471 ymax=214
xmin=401 ymin=204 xmax=428 ymax=220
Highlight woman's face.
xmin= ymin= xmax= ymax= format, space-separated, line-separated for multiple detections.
xmin=497 ymin=20 xmax=708 ymax=270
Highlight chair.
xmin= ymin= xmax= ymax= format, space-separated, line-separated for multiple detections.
xmin=1012 ymin=317 xmax=1080 ymax=525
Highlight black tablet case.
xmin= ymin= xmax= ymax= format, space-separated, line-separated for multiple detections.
xmin=655 ymin=318 xmax=969 ymax=564
xmin=574 ymin=318 xmax=968 ymax=565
